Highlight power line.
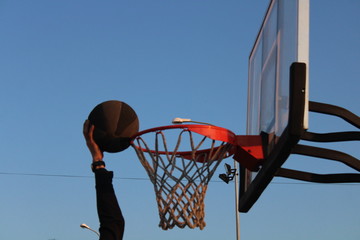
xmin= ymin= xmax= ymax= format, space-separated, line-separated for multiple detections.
xmin=0 ymin=171 xmax=359 ymax=185
xmin=0 ymin=172 xmax=92 ymax=178
xmin=0 ymin=171 xmax=147 ymax=180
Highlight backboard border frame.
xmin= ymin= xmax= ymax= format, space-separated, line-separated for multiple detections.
xmin=239 ymin=62 xmax=307 ymax=212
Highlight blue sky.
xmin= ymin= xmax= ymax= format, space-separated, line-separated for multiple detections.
xmin=0 ymin=0 xmax=359 ymax=240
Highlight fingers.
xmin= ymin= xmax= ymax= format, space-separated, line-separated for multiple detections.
xmin=83 ymin=119 xmax=90 ymax=138
xmin=88 ymin=124 xmax=95 ymax=141
xmin=83 ymin=119 xmax=104 ymax=161
xmin=83 ymin=119 xmax=95 ymax=141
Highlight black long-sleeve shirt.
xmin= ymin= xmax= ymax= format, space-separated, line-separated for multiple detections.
xmin=95 ymin=168 xmax=125 ymax=240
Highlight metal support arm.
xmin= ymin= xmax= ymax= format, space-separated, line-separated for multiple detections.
xmin=276 ymin=168 xmax=360 ymax=183
xmin=309 ymin=101 xmax=360 ymax=128
xmin=292 ymin=144 xmax=360 ymax=171
xmin=301 ymin=131 xmax=360 ymax=142
xmin=276 ymin=101 xmax=360 ymax=183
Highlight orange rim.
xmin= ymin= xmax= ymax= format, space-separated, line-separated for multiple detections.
xmin=131 ymin=124 xmax=237 ymax=159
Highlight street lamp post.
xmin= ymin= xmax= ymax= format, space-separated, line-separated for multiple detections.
xmin=80 ymin=223 xmax=100 ymax=237
xmin=234 ymin=161 xmax=240 ymax=240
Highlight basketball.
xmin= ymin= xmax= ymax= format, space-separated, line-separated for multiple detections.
xmin=88 ymin=100 xmax=139 ymax=153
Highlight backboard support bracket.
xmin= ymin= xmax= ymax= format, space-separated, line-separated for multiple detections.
xmin=233 ymin=135 xmax=264 ymax=171
xmin=275 ymin=101 xmax=360 ymax=183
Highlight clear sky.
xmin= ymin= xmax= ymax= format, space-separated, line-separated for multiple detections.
xmin=0 ymin=0 xmax=359 ymax=240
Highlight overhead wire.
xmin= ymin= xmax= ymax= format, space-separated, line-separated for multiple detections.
xmin=0 ymin=171 xmax=359 ymax=185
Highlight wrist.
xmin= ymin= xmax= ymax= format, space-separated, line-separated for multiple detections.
xmin=91 ymin=161 xmax=106 ymax=172
xmin=92 ymin=157 xmax=103 ymax=162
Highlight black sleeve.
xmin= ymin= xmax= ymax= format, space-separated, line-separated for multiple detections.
xmin=94 ymin=168 xmax=125 ymax=240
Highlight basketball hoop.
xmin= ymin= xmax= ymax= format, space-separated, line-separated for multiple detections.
xmin=131 ymin=124 xmax=237 ymax=230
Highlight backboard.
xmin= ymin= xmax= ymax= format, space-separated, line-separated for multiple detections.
xmin=239 ymin=0 xmax=309 ymax=212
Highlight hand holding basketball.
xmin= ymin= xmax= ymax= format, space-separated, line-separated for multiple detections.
xmin=83 ymin=120 xmax=104 ymax=162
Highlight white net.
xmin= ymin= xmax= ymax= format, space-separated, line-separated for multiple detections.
xmin=132 ymin=127 xmax=232 ymax=230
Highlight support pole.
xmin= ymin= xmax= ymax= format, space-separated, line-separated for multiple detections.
xmin=234 ymin=160 xmax=240 ymax=240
